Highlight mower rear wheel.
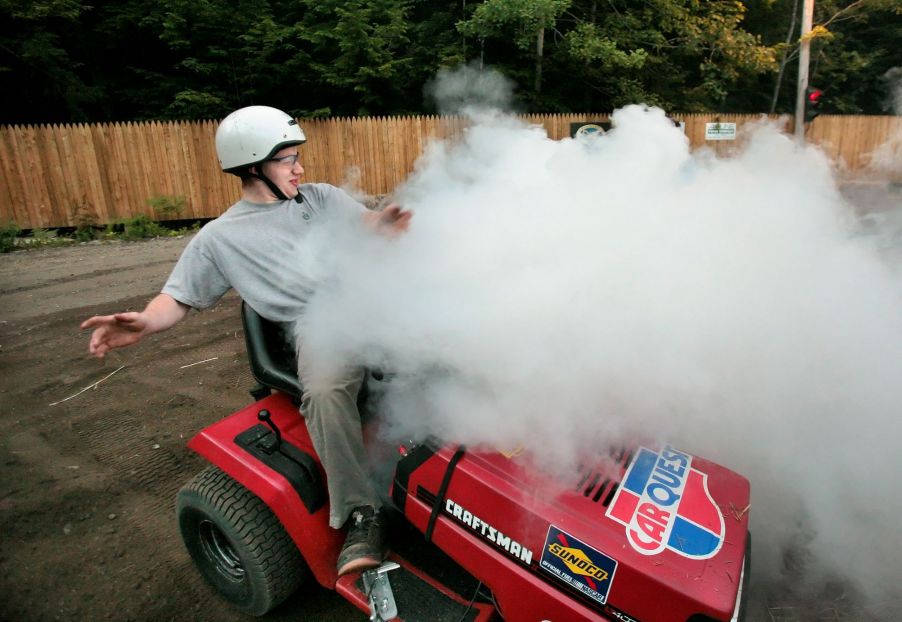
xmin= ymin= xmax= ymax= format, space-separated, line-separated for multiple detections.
xmin=176 ymin=465 xmax=307 ymax=616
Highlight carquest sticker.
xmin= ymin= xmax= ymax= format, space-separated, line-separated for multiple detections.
xmin=539 ymin=525 xmax=617 ymax=605
xmin=606 ymin=445 xmax=725 ymax=559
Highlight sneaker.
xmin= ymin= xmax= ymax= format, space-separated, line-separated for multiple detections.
xmin=336 ymin=506 xmax=386 ymax=576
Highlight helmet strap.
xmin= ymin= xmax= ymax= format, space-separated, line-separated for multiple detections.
xmin=248 ymin=169 xmax=301 ymax=202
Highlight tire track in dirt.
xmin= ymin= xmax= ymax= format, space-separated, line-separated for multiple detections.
xmin=76 ymin=413 xmax=193 ymax=502
xmin=0 ymin=238 xmax=190 ymax=323
xmin=45 ymin=305 xmax=279 ymax=620
xmin=3 ymin=295 xmax=252 ymax=620
xmin=0 ymin=423 xmax=222 ymax=621
xmin=0 ymin=259 xmax=178 ymax=296
xmin=54 ymin=302 xmax=354 ymax=620
xmin=0 ymin=237 xmax=190 ymax=292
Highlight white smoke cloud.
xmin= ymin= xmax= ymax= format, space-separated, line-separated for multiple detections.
xmin=862 ymin=67 xmax=902 ymax=181
xmin=425 ymin=63 xmax=516 ymax=115
xmin=295 ymin=69 xmax=902 ymax=605
xmin=883 ymin=66 xmax=902 ymax=115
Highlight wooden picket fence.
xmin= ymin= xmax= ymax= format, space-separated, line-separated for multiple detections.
xmin=1 ymin=113 xmax=899 ymax=229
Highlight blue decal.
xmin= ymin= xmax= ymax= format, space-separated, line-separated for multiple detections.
xmin=622 ymin=448 xmax=657 ymax=494
xmin=667 ymin=517 xmax=722 ymax=557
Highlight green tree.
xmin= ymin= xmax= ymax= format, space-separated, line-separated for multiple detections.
xmin=407 ymin=0 xmax=472 ymax=111
xmin=297 ymin=0 xmax=414 ymax=115
xmin=146 ymin=0 xmax=283 ymax=118
xmin=0 ymin=0 xmax=98 ymax=122
xmin=0 ymin=0 xmax=896 ymax=122
xmin=458 ymin=0 xmax=571 ymax=95
xmin=742 ymin=0 xmax=901 ymax=115
xmin=577 ymin=0 xmax=775 ymax=111
xmin=806 ymin=0 xmax=902 ymax=114
xmin=455 ymin=0 xmax=776 ymax=112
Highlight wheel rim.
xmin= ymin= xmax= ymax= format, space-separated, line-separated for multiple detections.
xmin=198 ymin=519 xmax=245 ymax=583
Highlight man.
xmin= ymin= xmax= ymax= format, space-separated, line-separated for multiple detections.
xmin=81 ymin=105 xmax=411 ymax=575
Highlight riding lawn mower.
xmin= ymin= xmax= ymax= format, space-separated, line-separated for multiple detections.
xmin=175 ymin=303 xmax=751 ymax=622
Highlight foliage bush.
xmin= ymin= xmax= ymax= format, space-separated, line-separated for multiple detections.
xmin=21 ymin=228 xmax=75 ymax=248
xmin=147 ymin=194 xmax=187 ymax=220
xmin=74 ymin=226 xmax=98 ymax=242
xmin=176 ymin=221 xmax=203 ymax=235
xmin=0 ymin=221 xmax=20 ymax=253
xmin=71 ymin=196 xmax=99 ymax=241
xmin=0 ymin=215 xmax=199 ymax=251
xmin=30 ymin=228 xmax=57 ymax=242
xmin=121 ymin=214 xmax=168 ymax=240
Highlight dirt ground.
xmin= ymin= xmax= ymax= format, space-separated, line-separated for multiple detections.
xmin=0 ymin=235 xmax=897 ymax=622
xmin=0 ymin=237 xmax=361 ymax=622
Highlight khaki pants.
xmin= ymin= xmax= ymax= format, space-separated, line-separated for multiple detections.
xmin=297 ymin=355 xmax=381 ymax=529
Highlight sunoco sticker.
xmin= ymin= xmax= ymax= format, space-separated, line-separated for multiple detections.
xmin=539 ymin=525 xmax=617 ymax=605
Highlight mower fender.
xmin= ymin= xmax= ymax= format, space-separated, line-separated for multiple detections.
xmin=186 ymin=391 xmax=344 ymax=588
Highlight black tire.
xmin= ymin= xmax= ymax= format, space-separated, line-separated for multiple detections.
xmin=176 ymin=465 xmax=308 ymax=616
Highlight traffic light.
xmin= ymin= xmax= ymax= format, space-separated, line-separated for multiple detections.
xmin=805 ymin=87 xmax=824 ymax=123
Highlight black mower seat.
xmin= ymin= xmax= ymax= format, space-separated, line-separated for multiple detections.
xmin=241 ymin=301 xmax=304 ymax=400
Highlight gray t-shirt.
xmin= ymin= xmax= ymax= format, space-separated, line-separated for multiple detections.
xmin=162 ymin=183 xmax=365 ymax=322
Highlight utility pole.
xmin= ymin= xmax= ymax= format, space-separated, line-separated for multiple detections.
xmin=794 ymin=0 xmax=815 ymax=142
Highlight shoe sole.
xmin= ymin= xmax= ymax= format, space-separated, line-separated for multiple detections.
xmin=337 ymin=554 xmax=383 ymax=576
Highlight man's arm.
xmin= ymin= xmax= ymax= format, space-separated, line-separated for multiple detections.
xmin=81 ymin=293 xmax=191 ymax=358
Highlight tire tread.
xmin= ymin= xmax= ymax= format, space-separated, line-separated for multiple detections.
xmin=177 ymin=465 xmax=306 ymax=615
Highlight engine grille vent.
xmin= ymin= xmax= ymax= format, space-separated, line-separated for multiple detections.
xmin=575 ymin=447 xmax=634 ymax=506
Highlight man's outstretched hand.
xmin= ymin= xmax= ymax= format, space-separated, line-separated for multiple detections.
xmin=364 ymin=203 xmax=412 ymax=236
xmin=80 ymin=294 xmax=190 ymax=358
xmin=80 ymin=312 xmax=149 ymax=358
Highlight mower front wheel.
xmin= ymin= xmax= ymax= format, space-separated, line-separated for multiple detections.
xmin=176 ymin=465 xmax=308 ymax=616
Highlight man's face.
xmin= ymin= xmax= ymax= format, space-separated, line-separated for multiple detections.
xmin=259 ymin=145 xmax=304 ymax=199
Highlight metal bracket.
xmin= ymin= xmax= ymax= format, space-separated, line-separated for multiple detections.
xmin=363 ymin=561 xmax=401 ymax=621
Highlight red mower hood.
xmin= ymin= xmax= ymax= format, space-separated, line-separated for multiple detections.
xmin=398 ymin=441 xmax=750 ymax=621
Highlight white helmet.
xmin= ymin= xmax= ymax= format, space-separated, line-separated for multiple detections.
xmin=215 ymin=105 xmax=306 ymax=174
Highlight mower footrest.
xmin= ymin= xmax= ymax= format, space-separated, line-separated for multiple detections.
xmin=363 ymin=561 xmax=401 ymax=621
xmin=335 ymin=553 xmax=496 ymax=622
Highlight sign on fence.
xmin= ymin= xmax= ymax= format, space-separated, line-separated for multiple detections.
xmin=705 ymin=122 xmax=737 ymax=141
xmin=570 ymin=121 xmax=612 ymax=141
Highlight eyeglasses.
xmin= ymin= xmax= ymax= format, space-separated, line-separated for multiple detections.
xmin=268 ymin=154 xmax=300 ymax=167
